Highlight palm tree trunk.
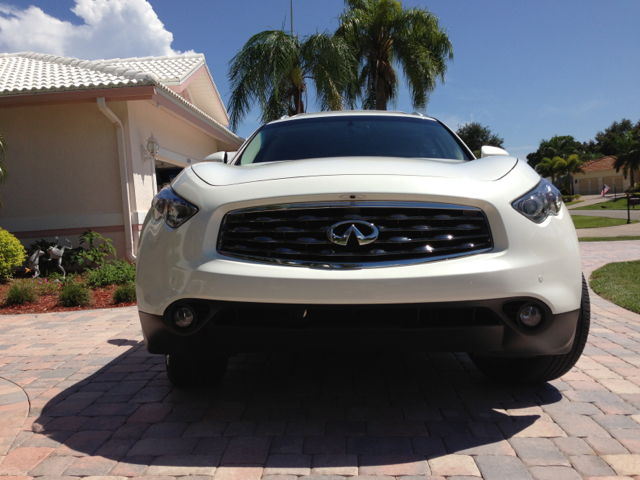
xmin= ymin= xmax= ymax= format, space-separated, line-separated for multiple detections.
xmin=571 ymin=175 xmax=574 ymax=195
xmin=631 ymin=169 xmax=635 ymax=191
xmin=375 ymin=75 xmax=387 ymax=110
xmin=294 ymin=88 xmax=303 ymax=114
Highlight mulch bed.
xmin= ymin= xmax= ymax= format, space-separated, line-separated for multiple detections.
xmin=0 ymin=282 xmax=136 ymax=314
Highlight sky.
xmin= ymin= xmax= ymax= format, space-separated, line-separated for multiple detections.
xmin=0 ymin=0 xmax=638 ymax=159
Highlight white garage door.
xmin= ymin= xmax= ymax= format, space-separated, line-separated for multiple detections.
xmin=579 ymin=178 xmax=600 ymax=195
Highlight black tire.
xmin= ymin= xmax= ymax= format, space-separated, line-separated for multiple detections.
xmin=165 ymin=354 xmax=228 ymax=387
xmin=470 ymin=275 xmax=591 ymax=384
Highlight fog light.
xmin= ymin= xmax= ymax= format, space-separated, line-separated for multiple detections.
xmin=518 ymin=304 xmax=543 ymax=328
xmin=173 ymin=306 xmax=195 ymax=328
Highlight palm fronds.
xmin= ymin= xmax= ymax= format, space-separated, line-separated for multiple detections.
xmin=614 ymin=132 xmax=640 ymax=189
xmin=338 ymin=0 xmax=452 ymax=110
xmin=227 ymin=30 xmax=357 ymax=131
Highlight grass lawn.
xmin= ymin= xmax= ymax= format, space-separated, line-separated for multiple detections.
xmin=591 ymin=260 xmax=640 ymax=314
xmin=579 ymin=236 xmax=640 ymax=242
xmin=564 ymin=199 xmax=584 ymax=206
xmin=572 ymin=215 xmax=638 ymax=229
xmin=575 ymin=198 xmax=639 ymax=210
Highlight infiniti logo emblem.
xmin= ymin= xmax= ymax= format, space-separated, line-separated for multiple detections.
xmin=327 ymin=220 xmax=379 ymax=246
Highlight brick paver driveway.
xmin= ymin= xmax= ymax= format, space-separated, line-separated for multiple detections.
xmin=1 ymin=241 xmax=640 ymax=479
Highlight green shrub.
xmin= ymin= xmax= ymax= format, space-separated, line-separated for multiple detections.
xmin=0 ymin=228 xmax=26 ymax=280
xmin=75 ymin=230 xmax=116 ymax=268
xmin=562 ymin=194 xmax=581 ymax=203
xmin=113 ymin=283 xmax=136 ymax=303
xmin=34 ymin=277 xmax=59 ymax=295
xmin=4 ymin=279 xmax=37 ymax=305
xmin=86 ymin=259 xmax=135 ymax=287
xmin=58 ymin=282 xmax=92 ymax=307
xmin=48 ymin=272 xmax=77 ymax=285
xmin=46 ymin=272 xmax=65 ymax=283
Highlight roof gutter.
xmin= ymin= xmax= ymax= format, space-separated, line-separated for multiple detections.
xmin=96 ymin=98 xmax=137 ymax=263
xmin=152 ymin=87 xmax=242 ymax=146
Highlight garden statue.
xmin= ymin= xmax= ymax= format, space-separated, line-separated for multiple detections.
xmin=47 ymin=237 xmax=73 ymax=278
xmin=28 ymin=249 xmax=45 ymax=278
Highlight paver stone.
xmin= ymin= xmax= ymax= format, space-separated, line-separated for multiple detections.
xmin=602 ymin=454 xmax=640 ymax=475
xmin=527 ymin=465 xmax=582 ymax=480
xmin=358 ymin=454 xmax=430 ymax=476
xmin=428 ymin=454 xmax=480 ymax=477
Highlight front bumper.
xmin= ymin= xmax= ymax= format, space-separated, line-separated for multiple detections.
xmin=139 ymin=298 xmax=579 ymax=356
xmin=136 ymin=171 xmax=583 ymax=316
xmin=136 ymin=164 xmax=584 ymax=358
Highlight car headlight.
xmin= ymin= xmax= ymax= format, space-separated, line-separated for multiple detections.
xmin=512 ymin=178 xmax=562 ymax=224
xmin=152 ymin=187 xmax=199 ymax=228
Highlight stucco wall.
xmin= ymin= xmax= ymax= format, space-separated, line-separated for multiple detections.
xmin=124 ymin=100 xmax=219 ymax=214
xmin=0 ymin=102 xmax=123 ymax=233
xmin=0 ymin=97 xmax=235 ymax=260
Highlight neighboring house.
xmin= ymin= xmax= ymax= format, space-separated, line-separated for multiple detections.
xmin=573 ymin=156 xmax=637 ymax=195
xmin=0 ymin=52 xmax=243 ymax=261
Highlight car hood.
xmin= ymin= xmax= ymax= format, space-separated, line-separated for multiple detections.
xmin=191 ymin=156 xmax=519 ymax=186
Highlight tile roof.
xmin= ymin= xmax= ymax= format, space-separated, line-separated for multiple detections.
xmin=96 ymin=55 xmax=205 ymax=85
xmin=0 ymin=52 xmax=204 ymax=95
xmin=584 ymin=155 xmax=617 ymax=172
xmin=0 ymin=52 xmax=238 ymax=142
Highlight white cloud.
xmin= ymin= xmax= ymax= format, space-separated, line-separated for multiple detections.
xmin=0 ymin=0 xmax=184 ymax=60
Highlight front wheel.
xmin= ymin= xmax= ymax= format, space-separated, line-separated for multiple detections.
xmin=165 ymin=354 xmax=228 ymax=387
xmin=470 ymin=275 xmax=590 ymax=384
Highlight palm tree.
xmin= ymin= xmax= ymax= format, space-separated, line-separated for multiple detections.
xmin=537 ymin=154 xmax=584 ymax=194
xmin=564 ymin=154 xmax=585 ymax=195
xmin=544 ymin=135 xmax=580 ymax=160
xmin=227 ymin=30 xmax=356 ymax=131
xmin=337 ymin=0 xmax=453 ymax=111
xmin=0 ymin=132 xmax=7 ymax=207
xmin=536 ymin=156 xmax=565 ymax=185
xmin=527 ymin=135 xmax=580 ymax=169
xmin=613 ymin=131 xmax=640 ymax=191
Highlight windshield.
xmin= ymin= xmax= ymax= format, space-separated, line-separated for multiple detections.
xmin=235 ymin=115 xmax=471 ymax=165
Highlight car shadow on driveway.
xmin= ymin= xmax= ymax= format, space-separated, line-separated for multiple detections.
xmin=26 ymin=340 xmax=563 ymax=476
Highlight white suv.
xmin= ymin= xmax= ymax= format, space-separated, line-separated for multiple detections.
xmin=136 ymin=111 xmax=589 ymax=386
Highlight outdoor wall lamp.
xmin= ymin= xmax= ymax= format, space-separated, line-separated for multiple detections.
xmin=147 ymin=134 xmax=159 ymax=160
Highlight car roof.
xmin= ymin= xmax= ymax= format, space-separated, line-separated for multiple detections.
xmin=268 ymin=110 xmax=438 ymax=124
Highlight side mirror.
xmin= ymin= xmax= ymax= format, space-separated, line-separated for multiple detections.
xmin=480 ymin=146 xmax=510 ymax=158
xmin=204 ymin=151 xmax=228 ymax=163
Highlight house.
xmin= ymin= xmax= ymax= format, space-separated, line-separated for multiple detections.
xmin=0 ymin=52 xmax=243 ymax=262
xmin=573 ymin=156 xmax=636 ymax=196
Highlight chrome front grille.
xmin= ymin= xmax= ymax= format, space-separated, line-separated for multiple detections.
xmin=217 ymin=202 xmax=493 ymax=268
